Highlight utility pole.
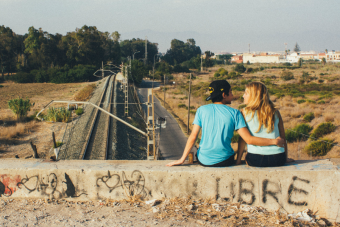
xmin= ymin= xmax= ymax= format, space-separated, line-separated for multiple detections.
xmin=187 ymin=73 xmax=192 ymax=135
xmin=201 ymin=54 xmax=203 ymax=72
xmin=102 ymin=61 xmax=104 ymax=78
xmin=147 ymin=89 xmax=155 ymax=160
xmin=144 ymin=36 xmax=148 ymax=65
xmin=163 ymin=75 xmax=166 ymax=108
xmin=248 ymin=44 xmax=250 ymax=54
xmin=153 ymin=53 xmax=159 ymax=90
xmin=124 ymin=65 xmax=129 ymax=116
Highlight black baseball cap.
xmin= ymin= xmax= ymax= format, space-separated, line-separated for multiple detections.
xmin=206 ymin=80 xmax=231 ymax=101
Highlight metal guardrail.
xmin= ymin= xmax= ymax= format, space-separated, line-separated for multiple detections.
xmin=36 ymin=100 xmax=148 ymax=137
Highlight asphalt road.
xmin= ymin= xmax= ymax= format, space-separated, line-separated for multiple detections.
xmin=138 ymin=80 xmax=196 ymax=160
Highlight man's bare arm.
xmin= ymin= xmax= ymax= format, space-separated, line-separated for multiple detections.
xmin=166 ymin=124 xmax=201 ymax=167
xmin=237 ymin=127 xmax=284 ymax=147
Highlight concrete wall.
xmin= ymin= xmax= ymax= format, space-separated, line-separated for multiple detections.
xmin=0 ymin=159 xmax=339 ymax=221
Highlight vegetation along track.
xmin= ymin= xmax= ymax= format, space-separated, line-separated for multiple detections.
xmin=82 ymin=75 xmax=116 ymax=160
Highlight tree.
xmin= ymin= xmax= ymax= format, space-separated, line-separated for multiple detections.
xmin=322 ymin=57 xmax=326 ymax=65
xmin=162 ymin=38 xmax=201 ymax=65
xmin=111 ymin=31 xmax=120 ymax=42
xmin=8 ymin=97 xmax=34 ymax=120
xmin=0 ymin=26 xmax=16 ymax=79
xmin=234 ymin=63 xmax=246 ymax=73
xmin=204 ymin=51 xmax=214 ymax=67
xmin=130 ymin=60 xmax=147 ymax=84
xmin=294 ymin=42 xmax=300 ymax=53
xmin=120 ymin=38 xmax=158 ymax=65
xmin=61 ymin=25 xmax=105 ymax=67
xmin=297 ymin=58 xmax=303 ymax=67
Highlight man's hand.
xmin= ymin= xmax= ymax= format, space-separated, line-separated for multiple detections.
xmin=275 ymin=137 xmax=285 ymax=147
xmin=235 ymin=160 xmax=242 ymax=165
xmin=286 ymin=158 xmax=294 ymax=163
xmin=166 ymin=159 xmax=185 ymax=167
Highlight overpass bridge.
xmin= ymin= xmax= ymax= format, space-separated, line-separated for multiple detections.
xmin=0 ymin=158 xmax=339 ymax=222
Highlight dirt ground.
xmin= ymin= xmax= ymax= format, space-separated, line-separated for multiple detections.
xmin=0 ymin=81 xmax=94 ymax=159
xmin=0 ymin=198 xmax=335 ymax=227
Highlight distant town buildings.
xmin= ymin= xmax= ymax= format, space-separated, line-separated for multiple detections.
xmin=326 ymin=50 xmax=340 ymax=62
xmin=227 ymin=50 xmax=339 ymax=64
xmin=231 ymin=55 xmax=243 ymax=63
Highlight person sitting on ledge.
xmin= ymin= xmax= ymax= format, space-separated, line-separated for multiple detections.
xmin=236 ymin=82 xmax=293 ymax=167
xmin=166 ymin=80 xmax=284 ymax=167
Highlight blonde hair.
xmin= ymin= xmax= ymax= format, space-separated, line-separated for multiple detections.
xmin=243 ymin=82 xmax=276 ymax=133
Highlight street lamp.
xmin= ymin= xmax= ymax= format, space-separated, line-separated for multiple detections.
xmin=133 ymin=51 xmax=140 ymax=60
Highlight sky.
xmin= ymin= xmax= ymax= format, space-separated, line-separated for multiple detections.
xmin=1 ymin=0 xmax=339 ymax=53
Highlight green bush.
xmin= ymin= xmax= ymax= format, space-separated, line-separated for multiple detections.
xmin=8 ymin=97 xmax=34 ymax=120
xmin=238 ymin=104 xmax=247 ymax=109
xmin=9 ymin=72 xmax=35 ymax=83
xmin=0 ymin=85 xmax=3 ymax=88
xmin=217 ymin=68 xmax=228 ymax=76
xmin=285 ymin=123 xmax=313 ymax=143
xmin=246 ymin=68 xmax=253 ymax=73
xmin=178 ymin=103 xmax=187 ymax=109
xmin=281 ymin=71 xmax=294 ymax=81
xmin=297 ymin=99 xmax=306 ymax=104
xmin=231 ymin=132 xmax=240 ymax=143
xmin=53 ymin=141 xmax=64 ymax=148
xmin=190 ymin=110 xmax=196 ymax=114
xmin=319 ymin=94 xmax=332 ymax=99
xmin=310 ymin=122 xmax=336 ymax=140
xmin=234 ymin=64 xmax=246 ymax=73
xmin=75 ymin=108 xmax=84 ymax=115
xmin=317 ymin=100 xmax=325 ymax=104
xmin=45 ymin=107 xmax=71 ymax=122
xmin=318 ymin=79 xmax=324 ymax=83
xmin=303 ymin=112 xmax=315 ymax=122
xmin=305 ymin=139 xmax=334 ymax=156
xmin=214 ymin=72 xmax=221 ymax=78
xmin=275 ymin=93 xmax=285 ymax=98
xmin=306 ymin=99 xmax=316 ymax=104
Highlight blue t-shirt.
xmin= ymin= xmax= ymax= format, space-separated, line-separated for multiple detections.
xmin=193 ymin=104 xmax=246 ymax=165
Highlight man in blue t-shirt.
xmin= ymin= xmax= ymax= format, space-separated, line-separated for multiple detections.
xmin=166 ymin=80 xmax=284 ymax=167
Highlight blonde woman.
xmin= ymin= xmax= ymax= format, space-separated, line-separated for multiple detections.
xmin=236 ymin=82 xmax=292 ymax=167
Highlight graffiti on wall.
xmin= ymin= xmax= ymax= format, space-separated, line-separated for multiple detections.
xmin=13 ymin=173 xmax=87 ymax=199
xmin=96 ymin=170 xmax=148 ymax=199
xmin=212 ymin=176 xmax=310 ymax=206
xmin=0 ymin=175 xmax=21 ymax=197
xmin=1 ymin=169 xmax=312 ymax=208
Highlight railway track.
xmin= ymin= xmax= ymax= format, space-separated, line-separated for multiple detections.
xmin=82 ymin=75 xmax=116 ymax=160
xmin=58 ymin=72 xmax=147 ymax=161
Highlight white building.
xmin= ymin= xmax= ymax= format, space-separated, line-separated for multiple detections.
xmin=243 ymin=53 xmax=285 ymax=64
xmin=286 ymin=52 xmax=301 ymax=63
xmin=326 ymin=50 xmax=340 ymax=62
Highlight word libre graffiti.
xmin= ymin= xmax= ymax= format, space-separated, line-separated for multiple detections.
xmin=1 ymin=171 xmax=311 ymax=208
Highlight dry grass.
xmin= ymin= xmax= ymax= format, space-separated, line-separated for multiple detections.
xmin=290 ymin=108 xmax=306 ymax=118
xmin=0 ymin=121 xmax=36 ymax=140
xmin=324 ymin=113 xmax=336 ymax=122
xmin=314 ymin=109 xmax=322 ymax=117
xmin=74 ymin=83 xmax=96 ymax=101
